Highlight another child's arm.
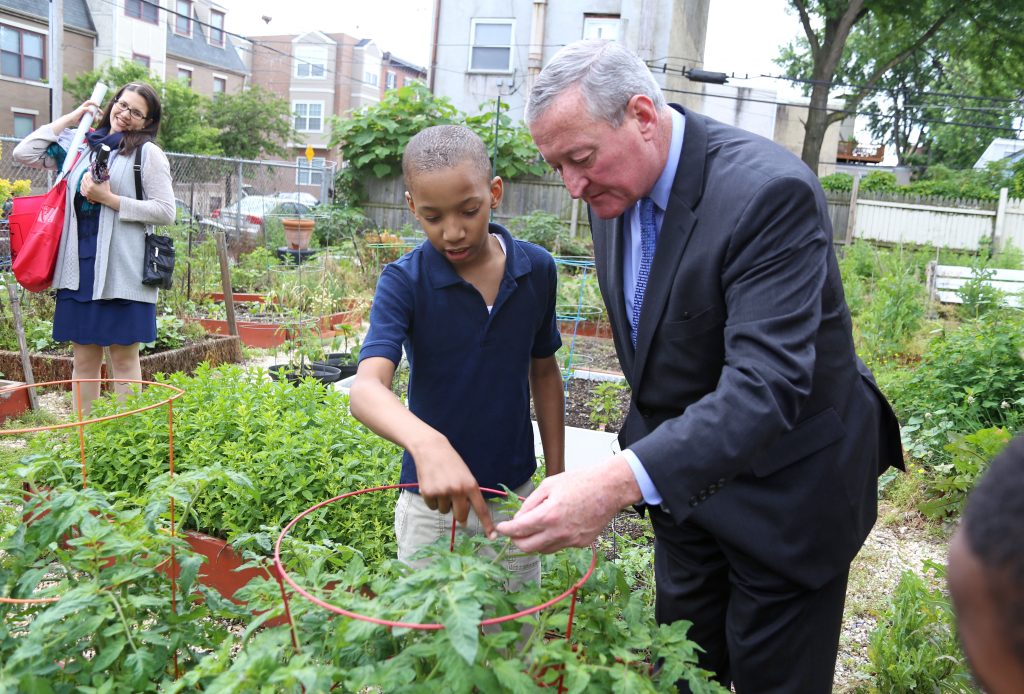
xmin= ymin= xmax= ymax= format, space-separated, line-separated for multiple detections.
xmin=530 ymin=355 xmax=565 ymax=477
xmin=349 ymin=356 xmax=497 ymax=537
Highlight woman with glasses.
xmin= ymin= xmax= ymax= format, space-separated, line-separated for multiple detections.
xmin=13 ymin=83 xmax=175 ymax=414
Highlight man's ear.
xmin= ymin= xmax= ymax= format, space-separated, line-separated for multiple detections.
xmin=405 ymin=190 xmax=417 ymax=216
xmin=627 ymin=94 xmax=659 ymax=140
xmin=490 ymin=176 xmax=504 ymax=209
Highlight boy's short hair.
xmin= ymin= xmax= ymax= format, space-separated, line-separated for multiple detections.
xmin=402 ymin=125 xmax=492 ymax=188
xmin=962 ymin=434 xmax=1024 ymax=664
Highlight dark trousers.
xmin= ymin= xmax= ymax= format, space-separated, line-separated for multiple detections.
xmin=649 ymin=507 xmax=849 ymax=693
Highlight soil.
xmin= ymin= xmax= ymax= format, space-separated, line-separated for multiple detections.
xmin=556 ymin=334 xmax=631 ymax=433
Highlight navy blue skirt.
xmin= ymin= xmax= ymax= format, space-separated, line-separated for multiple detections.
xmin=52 ymin=195 xmax=156 ymax=346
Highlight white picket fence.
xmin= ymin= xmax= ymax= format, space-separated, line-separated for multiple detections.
xmin=827 ymin=188 xmax=1024 ymax=251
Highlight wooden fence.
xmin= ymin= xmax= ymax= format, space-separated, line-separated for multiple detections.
xmin=363 ymin=171 xmax=1022 ymax=254
xmin=361 ymin=174 xmax=589 ymax=236
xmin=826 ymin=187 xmax=1024 ymax=252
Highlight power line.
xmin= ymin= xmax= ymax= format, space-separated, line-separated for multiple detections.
xmin=662 ymin=85 xmax=1024 ymax=134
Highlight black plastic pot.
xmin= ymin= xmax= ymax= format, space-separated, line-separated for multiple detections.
xmin=268 ymin=362 xmax=342 ymax=385
xmin=315 ymin=352 xmax=358 ymax=379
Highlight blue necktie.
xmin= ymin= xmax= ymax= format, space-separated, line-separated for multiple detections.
xmin=632 ymin=197 xmax=658 ymax=347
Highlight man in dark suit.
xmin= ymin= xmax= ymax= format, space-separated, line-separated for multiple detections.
xmin=496 ymin=40 xmax=904 ymax=692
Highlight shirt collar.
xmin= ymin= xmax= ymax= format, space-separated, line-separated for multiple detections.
xmin=647 ymin=107 xmax=685 ymax=212
xmin=424 ymin=222 xmax=530 ymax=289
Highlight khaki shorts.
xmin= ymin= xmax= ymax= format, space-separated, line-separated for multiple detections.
xmin=395 ymin=480 xmax=540 ymax=591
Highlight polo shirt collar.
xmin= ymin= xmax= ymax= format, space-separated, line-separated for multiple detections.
xmin=423 ymin=222 xmax=531 ymax=289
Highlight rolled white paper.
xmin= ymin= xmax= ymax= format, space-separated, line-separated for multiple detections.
xmin=60 ymin=81 xmax=108 ymax=176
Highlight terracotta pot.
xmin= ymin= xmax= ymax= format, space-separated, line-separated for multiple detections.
xmin=0 ymin=379 xmax=32 ymax=424
xmin=282 ymin=218 xmax=315 ymax=250
xmin=196 ymin=318 xmax=294 ymax=348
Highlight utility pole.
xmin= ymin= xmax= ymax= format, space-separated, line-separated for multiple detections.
xmin=48 ymin=0 xmax=64 ymax=120
xmin=491 ymin=80 xmax=504 ymax=181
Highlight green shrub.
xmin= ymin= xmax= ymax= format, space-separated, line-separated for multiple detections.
xmin=865 ymin=564 xmax=977 ymax=693
xmin=886 ymin=312 xmax=1024 ymax=427
xmin=820 ymin=172 xmax=854 ymax=192
xmin=859 ymin=171 xmax=900 ymax=193
xmin=857 ymin=251 xmax=926 ymax=358
xmin=956 ymin=264 xmax=1004 ymax=319
xmin=918 ymin=426 xmax=1011 ymax=520
xmin=507 ymin=210 xmax=593 ymax=257
xmin=24 ymin=364 xmax=404 ymax=564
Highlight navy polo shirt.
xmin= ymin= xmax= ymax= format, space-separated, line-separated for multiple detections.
xmin=360 ymin=223 xmax=561 ymax=493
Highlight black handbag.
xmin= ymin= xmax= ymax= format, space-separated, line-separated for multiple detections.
xmin=132 ymin=147 xmax=175 ymax=288
xmin=143 ymin=232 xmax=175 ymax=289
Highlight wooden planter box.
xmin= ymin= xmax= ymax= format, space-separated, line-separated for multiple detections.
xmin=0 ymin=334 xmax=243 ymax=388
xmin=0 ymin=379 xmax=32 ymax=424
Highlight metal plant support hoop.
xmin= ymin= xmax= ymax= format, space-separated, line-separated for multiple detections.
xmin=0 ymin=379 xmax=184 ymax=607
xmin=274 ymin=483 xmax=598 ymax=645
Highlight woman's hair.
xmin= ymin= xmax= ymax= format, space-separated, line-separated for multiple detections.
xmin=95 ymin=82 xmax=162 ymax=155
xmin=526 ymin=40 xmax=666 ymax=128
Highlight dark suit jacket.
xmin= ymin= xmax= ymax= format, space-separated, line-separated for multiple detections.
xmin=591 ymin=108 xmax=903 ymax=589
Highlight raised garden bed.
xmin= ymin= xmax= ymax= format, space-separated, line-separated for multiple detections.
xmin=0 ymin=334 xmax=243 ymax=388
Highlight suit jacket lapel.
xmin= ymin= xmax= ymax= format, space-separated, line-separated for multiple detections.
xmin=592 ymin=212 xmax=634 ymax=374
xmin=633 ymin=109 xmax=708 ymax=376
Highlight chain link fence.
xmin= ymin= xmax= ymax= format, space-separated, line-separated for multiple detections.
xmin=2 ymin=135 xmax=338 ymax=265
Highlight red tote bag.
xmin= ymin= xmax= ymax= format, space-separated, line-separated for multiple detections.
xmin=8 ymin=152 xmax=80 ymax=292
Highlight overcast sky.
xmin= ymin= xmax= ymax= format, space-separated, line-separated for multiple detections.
xmin=217 ymin=0 xmax=804 ymax=88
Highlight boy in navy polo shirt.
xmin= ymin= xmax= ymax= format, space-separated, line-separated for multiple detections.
xmin=349 ymin=124 xmax=564 ymax=585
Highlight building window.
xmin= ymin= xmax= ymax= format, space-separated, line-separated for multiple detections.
xmin=1 ymin=24 xmax=45 ymax=81
xmin=125 ymin=0 xmax=159 ymax=24
xmin=293 ymin=102 xmax=323 ymax=132
xmin=386 ymin=71 xmax=396 ymax=89
xmin=296 ymin=156 xmax=325 ymax=186
xmin=174 ymin=0 xmax=192 ymax=36
xmin=469 ymin=19 xmax=513 ymax=72
xmin=12 ymin=112 xmax=35 ymax=138
xmin=295 ymin=44 xmax=327 ymax=78
xmin=177 ymin=66 xmax=193 ymax=86
xmin=364 ymin=71 xmax=378 ymax=87
xmin=212 ymin=76 xmax=227 ymax=94
xmin=132 ymin=53 xmax=151 ymax=68
xmin=209 ymin=10 xmax=225 ymax=47
xmin=582 ymin=15 xmax=620 ymax=41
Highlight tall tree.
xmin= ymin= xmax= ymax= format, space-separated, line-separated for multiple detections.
xmin=776 ymin=0 xmax=1024 ymax=173
xmin=205 ymin=85 xmax=294 ymax=160
xmin=65 ymin=62 xmax=221 ymax=155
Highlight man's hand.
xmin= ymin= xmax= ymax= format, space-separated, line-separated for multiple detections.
xmin=496 ymin=455 xmax=643 ymax=553
xmin=413 ymin=438 xmax=496 ymax=538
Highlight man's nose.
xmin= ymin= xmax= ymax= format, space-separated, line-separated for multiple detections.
xmin=561 ymin=168 xmax=588 ymax=199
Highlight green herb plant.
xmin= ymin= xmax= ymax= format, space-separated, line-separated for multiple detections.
xmin=587 ymin=380 xmax=629 ymax=431
xmin=865 ymin=563 xmax=977 ymax=693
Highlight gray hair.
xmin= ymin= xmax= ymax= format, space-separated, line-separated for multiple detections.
xmin=526 ymin=40 xmax=666 ymax=128
xmin=402 ymin=124 xmax=492 ymax=186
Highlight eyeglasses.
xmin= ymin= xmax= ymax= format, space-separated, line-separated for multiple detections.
xmin=113 ymin=99 xmax=147 ymax=121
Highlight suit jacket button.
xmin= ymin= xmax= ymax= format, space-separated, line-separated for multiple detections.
xmin=688 ymin=496 xmax=699 ymax=507
xmin=718 ymin=478 xmax=727 ymax=486
xmin=698 ymin=490 xmax=708 ymax=501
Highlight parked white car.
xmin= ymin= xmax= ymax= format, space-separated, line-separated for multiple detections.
xmin=208 ymin=195 xmax=314 ymax=234
xmin=270 ymin=192 xmax=320 ymax=207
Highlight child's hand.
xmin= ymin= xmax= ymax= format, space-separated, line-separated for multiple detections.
xmin=414 ymin=441 xmax=496 ymax=539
